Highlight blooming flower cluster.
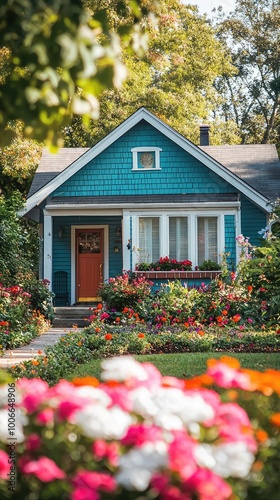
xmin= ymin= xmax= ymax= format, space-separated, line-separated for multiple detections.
xmin=1 ymin=357 xmax=278 ymax=499
xmin=136 ymin=256 xmax=192 ymax=271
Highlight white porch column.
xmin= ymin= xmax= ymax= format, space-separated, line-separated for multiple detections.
xmin=131 ymin=215 xmax=138 ymax=271
xmin=189 ymin=214 xmax=196 ymax=269
xmin=122 ymin=214 xmax=131 ymax=272
xmin=43 ymin=213 xmax=53 ymax=289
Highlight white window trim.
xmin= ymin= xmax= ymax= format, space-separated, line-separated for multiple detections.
xmin=131 ymin=147 xmax=162 ymax=171
xmin=129 ymin=209 xmax=237 ymax=270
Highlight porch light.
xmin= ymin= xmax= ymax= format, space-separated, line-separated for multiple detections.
xmin=58 ymin=227 xmax=63 ymax=238
xmin=114 ymin=246 xmax=120 ymax=253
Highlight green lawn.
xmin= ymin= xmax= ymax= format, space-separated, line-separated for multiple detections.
xmin=66 ymin=351 xmax=280 ymax=381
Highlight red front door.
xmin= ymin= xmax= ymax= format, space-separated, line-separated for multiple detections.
xmin=76 ymin=229 xmax=103 ymax=302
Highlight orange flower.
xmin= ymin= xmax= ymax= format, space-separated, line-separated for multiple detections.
xmin=32 ymin=360 xmax=39 ymax=366
xmin=96 ymin=303 xmax=103 ymax=310
xmin=197 ymin=330 xmax=205 ymax=336
xmin=77 ymin=341 xmax=82 ymax=346
xmin=247 ymin=285 xmax=253 ymax=293
xmin=72 ymin=376 xmax=99 ymax=387
xmin=37 ymin=350 xmax=43 ymax=354
xmin=123 ymin=307 xmax=129 ymax=313
xmin=184 ymin=322 xmax=190 ymax=328
xmin=270 ymin=413 xmax=280 ymax=427
xmin=161 ymin=317 xmax=167 ymax=323
xmin=216 ymin=316 xmax=223 ymax=323
xmin=138 ymin=333 xmax=145 ymax=338
xmin=256 ymin=429 xmax=268 ymax=443
xmin=222 ymin=310 xmax=228 ymax=316
xmin=232 ymin=314 xmax=241 ymax=323
xmin=115 ymin=317 xmax=121 ymax=323
xmin=95 ymin=327 xmax=101 ymax=333
xmin=104 ymin=333 xmax=112 ymax=340
xmin=184 ymin=374 xmax=213 ymax=389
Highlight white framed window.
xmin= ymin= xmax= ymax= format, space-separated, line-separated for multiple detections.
xmin=138 ymin=217 xmax=160 ymax=262
xmin=131 ymin=147 xmax=162 ymax=171
xmin=169 ymin=217 xmax=188 ymax=261
xmin=197 ymin=217 xmax=218 ymax=264
xmin=126 ymin=209 xmax=237 ymax=270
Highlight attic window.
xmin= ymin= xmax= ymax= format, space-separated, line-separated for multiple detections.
xmin=131 ymin=147 xmax=162 ymax=171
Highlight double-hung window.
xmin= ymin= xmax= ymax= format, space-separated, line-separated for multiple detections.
xmin=138 ymin=217 xmax=160 ymax=263
xmin=169 ymin=217 xmax=188 ymax=261
xmin=197 ymin=217 xmax=218 ymax=264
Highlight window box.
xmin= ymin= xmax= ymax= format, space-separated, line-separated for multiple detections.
xmin=134 ymin=270 xmax=221 ymax=280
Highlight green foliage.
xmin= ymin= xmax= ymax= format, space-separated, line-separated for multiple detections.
xmin=9 ymin=327 xmax=280 ymax=384
xmin=0 ymin=0 xmax=151 ymax=148
xmin=99 ymin=273 xmax=152 ymax=313
xmin=0 ymin=193 xmax=39 ymax=283
xmin=196 ymin=260 xmax=221 ymax=270
xmin=215 ymin=0 xmax=280 ymax=147
xmin=63 ymin=0 xmax=238 ymax=147
xmin=0 ymin=283 xmax=50 ymax=350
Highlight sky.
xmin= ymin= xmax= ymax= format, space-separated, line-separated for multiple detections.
xmin=186 ymin=0 xmax=236 ymax=16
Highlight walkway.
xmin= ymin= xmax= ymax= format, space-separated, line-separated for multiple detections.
xmin=0 ymin=327 xmax=82 ymax=369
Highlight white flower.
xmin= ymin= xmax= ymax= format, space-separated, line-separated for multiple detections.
xmin=212 ymin=442 xmax=255 ymax=478
xmin=130 ymin=387 xmax=158 ymax=417
xmin=195 ymin=442 xmax=255 ymax=478
xmin=116 ymin=441 xmax=168 ymax=491
xmin=153 ymin=388 xmax=214 ymax=426
xmin=74 ymin=404 xmax=133 ymax=440
xmin=101 ymin=356 xmax=148 ymax=382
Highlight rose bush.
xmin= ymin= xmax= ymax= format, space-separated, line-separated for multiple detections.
xmin=0 ymin=356 xmax=279 ymax=499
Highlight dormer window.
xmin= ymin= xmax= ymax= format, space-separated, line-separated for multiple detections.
xmin=131 ymin=147 xmax=162 ymax=171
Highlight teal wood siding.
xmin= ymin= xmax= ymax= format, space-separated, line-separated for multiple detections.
xmin=224 ymin=215 xmax=236 ymax=266
xmin=240 ymin=196 xmax=267 ymax=247
xmin=52 ymin=121 xmax=236 ymax=198
xmin=52 ymin=216 xmax=123 ymax=291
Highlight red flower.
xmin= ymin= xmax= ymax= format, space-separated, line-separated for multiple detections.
xmin=0 ymin=321 xmax=9 ymax=327
xmin=138 ymin=333 xmax=145 ymax=338
xmin=104 ymin=334 xmax=112 ymax=340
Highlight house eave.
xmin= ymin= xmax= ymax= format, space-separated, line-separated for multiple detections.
xmin=21 ymin=108 xmax=274 ymax=215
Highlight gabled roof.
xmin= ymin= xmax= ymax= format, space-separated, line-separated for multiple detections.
xmin=23 ymin=108 xmax=279 ymax=215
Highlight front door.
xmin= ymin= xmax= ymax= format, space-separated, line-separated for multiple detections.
xmin=76 ymin=229 xmax=103 ymax=302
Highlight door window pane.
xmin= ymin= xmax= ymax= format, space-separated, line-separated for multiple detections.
xmin=169 ymin=217 xmax=188 ymax=260
xmin=197 ymin=217 xmax=218 ymax=264
xmin=78 ymin=232 xmax=101 ymax=253
xmin=139 ymin=217 xmax=160 ymax=262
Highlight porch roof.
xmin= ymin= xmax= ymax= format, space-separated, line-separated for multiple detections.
xmin=46 ymin=193 xmax=240 ymax=207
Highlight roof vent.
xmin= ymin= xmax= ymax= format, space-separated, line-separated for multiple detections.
xmin=200 ymin=124 xmax=210 ymax=146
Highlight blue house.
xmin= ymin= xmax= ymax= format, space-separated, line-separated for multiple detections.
xmin=21 ymin=108 xmax=280 ymax=305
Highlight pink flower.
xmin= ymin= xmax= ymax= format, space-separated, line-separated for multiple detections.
xmin=186 ymin=468 xmax=232 ymax=500
xmin=17 ymin=378 xmax=49 ymax=412
xmin=26 ymin=434 xmax=41 ymax=451
xmin=36 ymin=408 xmax=54 ymax=425
xmin=121 ymin=424 xmax=162 ymax=447
xmin=22 ymin=457 xmax=65 ymax=482
xmin=72 ymin=471 xmax=116 ymax=497
xmin=92 ymin=440 xmax=120 ymax=466
xmin=169 ymin=432 xmax=197 ymax=480
xmin=0 ymin=450 xmax=9 ymax=479
xmin=207 ymin=362 xmax=251 ymax=390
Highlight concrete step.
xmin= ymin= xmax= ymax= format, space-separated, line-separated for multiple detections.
xmin=53 ymin=306 xmax=96 ymax=328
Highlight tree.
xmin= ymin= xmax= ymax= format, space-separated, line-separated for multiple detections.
xmin=63 ymin=0 xmax=238 ymax=147
xmin=215 ymin=0 xmax=280 ymax=147
xmin=0 ymin=0 xmax=151 ymax=148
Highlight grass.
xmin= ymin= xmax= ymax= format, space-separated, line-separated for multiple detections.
xmin=65 ymin=351 xmax=280 ymax=381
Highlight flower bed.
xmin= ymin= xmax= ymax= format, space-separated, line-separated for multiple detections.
xmin=1 ymin=356 xmax=280 ymax=499
xmin=0 ymin=283 xmax=51 ymax=352
xmin=9 ymin=328 xmax=280 ymax=385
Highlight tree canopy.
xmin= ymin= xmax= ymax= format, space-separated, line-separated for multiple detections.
xmin=215 ymin=0 xmax=280 ymax=147
xmin=0 ymin=0 xmax=151 ymax=148
xmin=63 ymin=0 xmax=238 ymax=147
